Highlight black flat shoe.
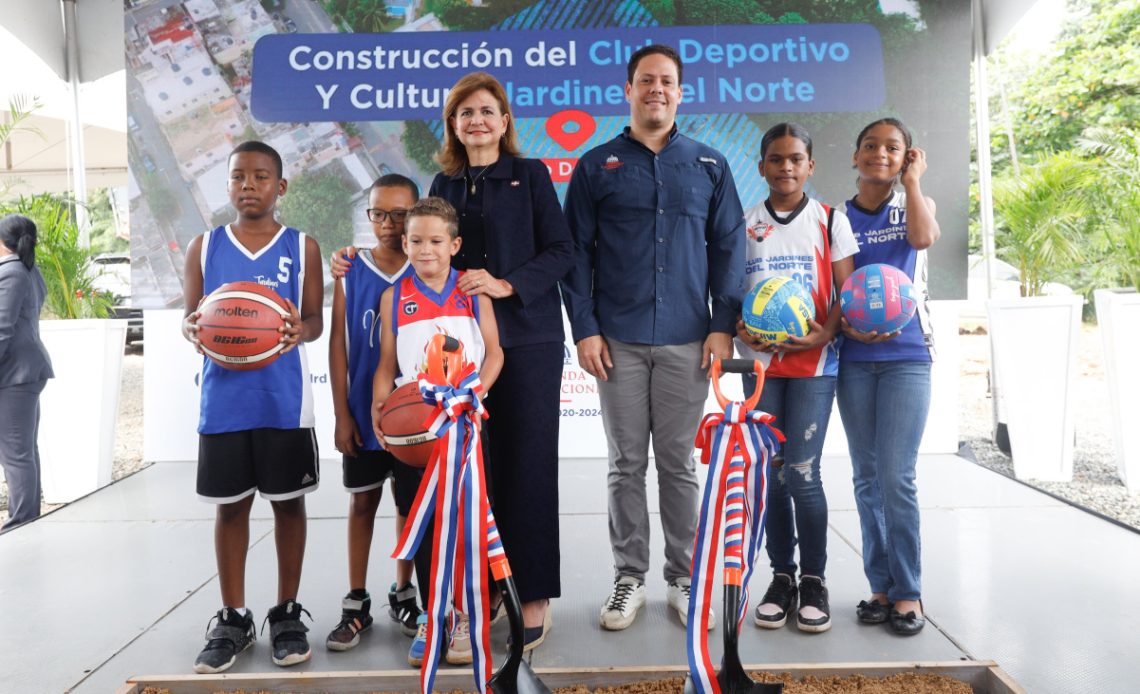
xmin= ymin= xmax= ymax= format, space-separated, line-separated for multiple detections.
xmin=856 ymin=599 xmax=892 ymax=624
xmin=889 ymin=608 xmax=926 ymax=635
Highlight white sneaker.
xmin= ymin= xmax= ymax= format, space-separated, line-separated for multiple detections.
xmin=667 ymin=581 xmax=716 ymax=630
xmin=599 ymin=576 xmax=646 ymax=631
xmin=445 ymin=611 xmax=472 ymax=665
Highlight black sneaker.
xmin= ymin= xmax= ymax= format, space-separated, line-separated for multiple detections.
xmin=388 ymin=582 xmax=422 ymax=637
xmin=326 ymin=591 xmax=373 ymax=651
xmin=264 ymin=599 xmax=313 ymax=666
xmin=753 ymin=573 xmax=797 ymax=629
xmin=193 ymin=607 xmax=255 ymax=674
xmin=797 ymin=575 xmax=831 ymax=633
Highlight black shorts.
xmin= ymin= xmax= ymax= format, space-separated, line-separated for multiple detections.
xmin=197 ymin=428 xmax=319 ymax=503
xmin=343 ymin=449 xmax=423 ymax=517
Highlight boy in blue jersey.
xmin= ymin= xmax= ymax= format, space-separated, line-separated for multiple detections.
xmin=326 ymin=174 xmax=430 ymax=652
xmin=182 ymin=141 xmax=324 ymax=674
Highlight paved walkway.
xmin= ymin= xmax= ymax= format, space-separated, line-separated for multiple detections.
xmin=1 ymin=453 xmax=1137 ymax=693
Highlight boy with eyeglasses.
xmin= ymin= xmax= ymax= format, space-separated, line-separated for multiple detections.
xmin=326 ymin=174 xmax=431 ymax=654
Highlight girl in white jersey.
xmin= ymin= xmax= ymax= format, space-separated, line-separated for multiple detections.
xmin=837 ymin=118 xmax=940 ymax=636
xmin=737 ymin=123 xmax=857 ymax=634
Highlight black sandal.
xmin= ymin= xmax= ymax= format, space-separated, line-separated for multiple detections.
xmin=889 ymin=601 xmax=926 ymax=635
xmin=856 ymin=599 xmax=892 ymax=624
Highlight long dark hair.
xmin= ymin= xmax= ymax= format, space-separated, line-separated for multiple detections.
xmin=0 ymin=214 xmax=38 ymax=269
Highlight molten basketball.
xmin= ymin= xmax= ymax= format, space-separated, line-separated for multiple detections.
xmin=742 ymin=276 xmax=816 ymax=343
xmin=196 ymin=281 xmax=289 ymax=371
xmin=840 ymin=263 xmax=918 ymax=334
xmin=378 ymin=382 xmax=439 ymax=468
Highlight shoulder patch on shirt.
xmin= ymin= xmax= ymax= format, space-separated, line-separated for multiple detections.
xmin=698 ymin=156 xmax=719 ymax=165
xmin=603 ymin=154 xmax=623 ymax=170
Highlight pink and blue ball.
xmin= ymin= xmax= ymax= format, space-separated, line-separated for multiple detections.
xmin=840 ymin=263 xmax=918 ymax=334
xmin=742 ymin=276 xmax=816 ymax=343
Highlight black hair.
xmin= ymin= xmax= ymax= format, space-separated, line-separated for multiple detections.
xmin=627 ymin=44 xmax=683 ymax=85
xmin=371 ymin=173 xmax=420 ymax=201
xmin=229 ymin=140 xmax=284 ymax=178
xmin=760 ymin=122 xmax=813 ymax=159
xmin=855 ymin=117 xmax=913 ymax=151
xmin=0 ymin=214 xmax=38 ymax=269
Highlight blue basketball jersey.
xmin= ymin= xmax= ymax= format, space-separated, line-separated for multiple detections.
xmin=343 ymin=253 xmax=412 ymax=451
xmin=841 ymin=192 xmax=934 ymax=362
xmin=198 ymin=225 xmax=314 ymax=434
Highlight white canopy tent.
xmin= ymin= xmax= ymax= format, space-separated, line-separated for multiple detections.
xmin=0 ymin=0 xmax=125 ymax=241
xmin=0 ymin=0 xmax=1034 ymax=251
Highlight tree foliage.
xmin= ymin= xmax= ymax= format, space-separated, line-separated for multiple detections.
xmin=991 ymin=0 xmax=1140 ymax=165
xmin=1077 ymin=127 xmax=1140 ymax=290
xmin=322 ymin=0 xmax=401 ymax=33
xmin=992 ymin=151 xmax=1093 ymax=296
xmin=402 ymin=121 xmax=442 ymax=176
xmin=980 ymin=0 xmax=1140 ymax=298
xmin=278 ymin=167 xmax=356 ymax=252
xmin=0 ymin=194 xmax=113 ymax=319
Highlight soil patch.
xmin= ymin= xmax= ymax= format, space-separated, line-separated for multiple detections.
xmin=140 ymin=671 xmax=974 ymax=694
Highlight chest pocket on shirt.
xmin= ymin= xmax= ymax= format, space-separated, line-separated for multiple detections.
xmin=671 ymin=162 xmax=715 ymax=219
xmin=599 ymin=166 xmax=653 ymax=222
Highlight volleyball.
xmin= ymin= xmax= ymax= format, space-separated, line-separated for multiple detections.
xmin=742 ymin=276 xmax=816 ymax=343
xmin=840 ymin=263 xmax=918 ymax=334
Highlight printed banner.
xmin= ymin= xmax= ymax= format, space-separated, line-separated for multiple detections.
xmin=251 ymin=24 xmax=884 ymax=122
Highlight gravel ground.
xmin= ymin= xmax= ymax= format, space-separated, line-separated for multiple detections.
xmin=3 ymin=327 xmax=1138 ymax=532
xmin=957 ymin=322 xmax=1140 ymax=530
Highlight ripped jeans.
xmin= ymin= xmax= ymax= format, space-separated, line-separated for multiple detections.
xmin=744 ymin=373 xmax=837 ymax=580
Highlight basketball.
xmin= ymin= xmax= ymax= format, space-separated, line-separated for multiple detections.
xmin=742 ymin=276 xmax=816 ymax=343
xmin=196 ymin=281 xmax=289 ymax=371
xmin=840 ymin=263 xmax=918 ymax=334
xmin=378 ymin=382 xmax=439 ymax=468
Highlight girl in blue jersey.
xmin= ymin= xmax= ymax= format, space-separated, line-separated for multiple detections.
xmin=837 ymin=118 xmax=940 ymax=635
xmin=182 ymin=141 xmax=324 ymax=673
xmin=326 ymin=175 xmax=428 ymax=656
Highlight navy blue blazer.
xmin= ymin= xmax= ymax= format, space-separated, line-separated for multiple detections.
xmin=429 ymin=154 xmax=573 ymax=349
xmin=0 ymin=257 xmax=54 ymax=388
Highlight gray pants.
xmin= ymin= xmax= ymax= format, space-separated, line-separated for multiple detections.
xmin=0 ymin=381 xmax=45 ymax=531
xmin=598 ymin=339 xmax=708 ymax=584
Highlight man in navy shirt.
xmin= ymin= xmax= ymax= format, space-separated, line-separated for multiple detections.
xmin=562 ymin=44 xmax=745 ymax=631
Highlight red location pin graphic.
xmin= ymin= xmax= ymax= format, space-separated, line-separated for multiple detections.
xmin=545 ymin=109 xmax=596 ymax=151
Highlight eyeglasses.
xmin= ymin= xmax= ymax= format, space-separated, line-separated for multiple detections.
xmin=366 ymin=208 xmax=408 ymax=223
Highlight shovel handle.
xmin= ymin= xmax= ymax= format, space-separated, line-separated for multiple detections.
xmin=710 ymin=359 xmax=764 ymax=410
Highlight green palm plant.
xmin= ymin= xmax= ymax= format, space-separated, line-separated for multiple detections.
xmin=1078 ymin=127 xmax=1140 ymax=291
xmin=0 ymin=194 xmax=113 ymax=319
xmin=0 ymin=93 xmax=43 ymax=144
xmin=992 ymin=150 xmax=1094 ymax=297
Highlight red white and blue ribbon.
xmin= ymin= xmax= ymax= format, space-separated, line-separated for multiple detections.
xmin=392 ymin=363 xmax=495 ymax=694
xmin=686 ymin=401 xmax=784 ymax=694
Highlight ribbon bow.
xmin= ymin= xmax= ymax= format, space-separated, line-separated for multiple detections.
xmin=686 ymin=401 xmax=784 ymax=694
xmin=393 ymin=362 xmax=496 ymax=694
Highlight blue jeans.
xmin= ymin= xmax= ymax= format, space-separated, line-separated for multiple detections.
xmin=745 ymin=373 xmax=836 ymax=579
xmin=836 ymin=360 xmax=931 ymax=602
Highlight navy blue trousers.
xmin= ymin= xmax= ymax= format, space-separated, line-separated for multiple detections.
xmin=485 ymin=342 xmax=563 ymax=602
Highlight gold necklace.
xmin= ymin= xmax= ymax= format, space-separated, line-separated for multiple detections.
xmin=466 ymin=161 xmax=495 ymax=195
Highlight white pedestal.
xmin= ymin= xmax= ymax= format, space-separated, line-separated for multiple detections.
xmin=1094 ymin=289 xmax=1140 ymax=493
xmin=38 ymin=319 xmax=127 ymax=503
xmin=986 ymin=295 xmax=1082 ymax=481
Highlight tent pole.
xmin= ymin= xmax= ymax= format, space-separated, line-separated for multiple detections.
xmin=973 ymin=0 xmax=1004 ymax=445
xmin=63 ymin=0 xmax=89 ymax=246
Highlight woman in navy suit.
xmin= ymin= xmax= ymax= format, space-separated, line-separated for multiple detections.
xmin=0 ymin=215 xmax=54 ymax=531
xmin=427 ymin=72 xmax=573 ymax=650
